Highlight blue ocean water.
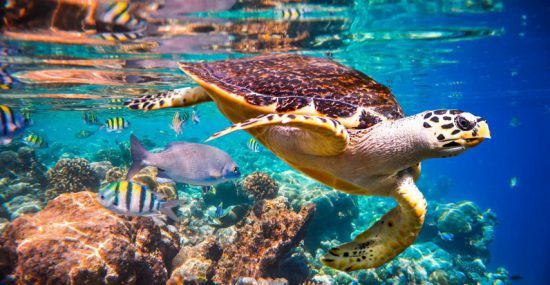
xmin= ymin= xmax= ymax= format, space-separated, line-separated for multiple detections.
xmin=0 ymin=0 xmax=548 ymax=284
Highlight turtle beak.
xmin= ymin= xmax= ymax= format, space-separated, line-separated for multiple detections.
xmin=460 ymin=119 xmax=491 ymax=147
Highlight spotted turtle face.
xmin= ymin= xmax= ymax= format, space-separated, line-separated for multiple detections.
xmin=421 ymin=110 xmax=491 ymax=157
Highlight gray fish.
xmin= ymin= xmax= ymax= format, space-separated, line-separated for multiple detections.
xmin=127 ymin=135 xmax=241 ymax=186
xmin=211 ymin=204 xmax=250 ymax=229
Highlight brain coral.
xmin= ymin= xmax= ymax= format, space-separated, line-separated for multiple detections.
xmin=45 ymin=158 xmax=100 ymax=201
xmin=242 ymin=172 xmax=279 ymax=201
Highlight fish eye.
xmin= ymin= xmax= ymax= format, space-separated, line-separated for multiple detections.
xmin=100 ymin=195 xmax=105 ymax=199
xmin=455 ymin=116 xmax=474 ymax=131
xmin=233 ymin=166 xmax=239 ymax=173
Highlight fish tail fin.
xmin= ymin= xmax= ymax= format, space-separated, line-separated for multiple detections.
xmin=160 ymin=199 xmax=185 ymax=221
xmin=127 ymin=134 xmax=150 ymax=180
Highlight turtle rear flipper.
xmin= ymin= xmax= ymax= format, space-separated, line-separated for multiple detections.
xmin=322 ymin=171 xmax=426 ymax=271
xmin=124 ymin=87 xmax=211 ymax=111
xmin=206 ymin=114 xmax=350 ymax=156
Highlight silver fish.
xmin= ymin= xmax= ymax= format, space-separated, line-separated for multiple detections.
xmin=127 ymin=135 xmax=241 ymax=186
xmin=191 ymin=109 xmax=200 ymax=124
xmin=170 ymin=112 xmax=184 ymax=136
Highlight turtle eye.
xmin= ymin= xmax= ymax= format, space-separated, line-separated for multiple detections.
xmin=455 ymin=116 xmax=474 ymax=131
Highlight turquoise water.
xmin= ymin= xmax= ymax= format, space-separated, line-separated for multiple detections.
xmin=0 ymin=0 xmax=548 ymax=284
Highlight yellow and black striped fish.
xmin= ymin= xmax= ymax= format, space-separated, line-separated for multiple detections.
xmin=108 ymin=98 xmax=124 ymax=103
xmin=22 ymin=134 xmax=48 ymax=148
xmin=247 ymin=138 xmax=260 ymax=152
xmin=97 ymin=181 xmax=183 ymax=220
xmin=97 ymin=30 xmax=144 ymax=42
xmin=103 ymin=117 xmax=130 ymax=132
xmin=83 ymin=111 xmax=99 ymax=125
xmin=100 ymin=2 xmax=140 ymax=27
xmin=278 ymin=7 xmax=309 ymax=20
xmin=0 ymin=104 xmax=28 ymax=145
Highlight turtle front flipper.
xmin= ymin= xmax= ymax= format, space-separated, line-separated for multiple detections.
xmin=207 ymin=114 xmax=350 ymax=156
xmin=124 ymin=87 xmax=211 ymax=111
xmin=322 ymin=171 xmax=426 ymax=271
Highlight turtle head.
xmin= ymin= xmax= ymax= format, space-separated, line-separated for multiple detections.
xmin=420 ymin=110 xmax=491 ymax=157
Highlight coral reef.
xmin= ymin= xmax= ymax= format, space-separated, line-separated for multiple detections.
xmin=45 ymin=158 xmax=100 ymax=201
xmin=105 ymin=166 xmax=124 ymax=183
xmin=0 ymin=147 xmax=47 ymax=187
xmin=0 ymin=147 xmax=47 ymax=220
xmin=0 ymin=191 xmax=180 ymax=284
xmin=308 ymin=198 xmax=507 ymax=285
xmin=169 ymin=197 xmax=315 ymax=284
xmin=426 ymin=201 xmax=498 ymax=261
xmin=90 ymin=161 xmax=113 ymax=181
xmin=132 ymin=167 xmax=178 ymax=200
xmin=271 ymin=171 xmax=359 ymax=248
xmin=242 ymin=172 xmax=279 ymax=201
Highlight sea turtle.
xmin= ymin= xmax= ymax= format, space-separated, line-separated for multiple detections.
xmin=124 ymin=54 xmax=491 ymax=271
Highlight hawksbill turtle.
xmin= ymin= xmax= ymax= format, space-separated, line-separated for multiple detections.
xmin=124 ymin=54 xmax=491 ymax=271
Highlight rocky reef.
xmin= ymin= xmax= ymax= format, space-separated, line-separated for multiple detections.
xmin=0 ymin=191 xmax=180 ymax=284
xmin=169 ymin=197 xmax=315 ymax=284
xmin=0 ymin=147 xmax=47 ymax=220
xmin=0 ymin=146 xmax=512 ymax=284
xmin=309 ymin=197 xmax=508 ymax=285
xmin=44 ymin=158 xmax=100 ymax=201
xmin=242 ymin=172 xmax=279 ymax=201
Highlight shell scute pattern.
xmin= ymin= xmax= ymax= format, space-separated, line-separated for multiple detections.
xmin=181 ymin=54 xmax=404 ymax=129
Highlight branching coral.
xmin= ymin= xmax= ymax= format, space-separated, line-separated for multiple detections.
xmin=242 ymin=172 xmax=279 ymax=201
xmin=45 ymin=158 xmax=100 ymax=201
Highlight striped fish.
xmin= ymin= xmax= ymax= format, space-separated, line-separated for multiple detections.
xmin=247 ymin=138 xmax=260 ymax=153
xmin=83 ymin=111 xmax=99 ymax=125
xmin=180 ymin=111 xmax=190 ymax=123
xmin=21 ymin=111 xmax=33 ymax=125
xmin=97 ymin=30 xmax=144 ymax=42
xmin=100 ymin=2 xmax=140 ymax=27
xmin=22 ymin=134 xmax=48 ymax=148
xmin=279 ymin=7 xmax=309 ymax=20
xmin=97 ymin=181 xmax=183 ymax=220
xmin=103 ymin=117 xmax=130 ymax=132
xmin=0 ymin=104 xmax=28 ymax=145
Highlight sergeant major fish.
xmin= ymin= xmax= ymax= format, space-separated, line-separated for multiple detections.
xmin=83 ymin=111 xmax=99 ymax=125
xmin=22 ymin=134 xmax=48 ymax=148
xmin=126 ymin=135 xmax=241 ymax=186
xmin=247 ymin=138 xmax=260 ymax=152
xmin=102 ymin=117 xmax=130 ymax=132
xmin=97 ymin=180 xmax=183 ymax=220
xmin=0 ymin=104 xmax=28 ymax=145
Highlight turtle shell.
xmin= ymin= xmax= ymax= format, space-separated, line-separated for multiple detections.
xmin=179 ymin=54 xmax=404 ymax=129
